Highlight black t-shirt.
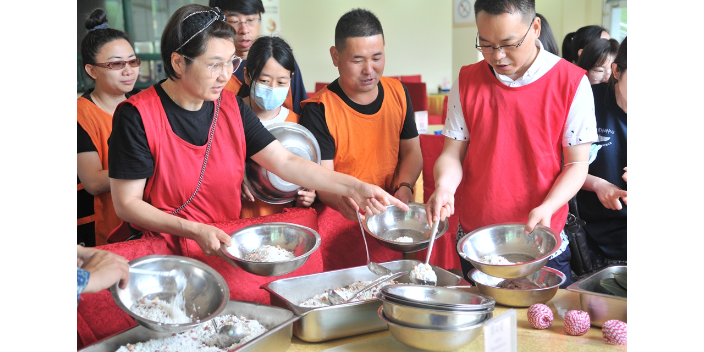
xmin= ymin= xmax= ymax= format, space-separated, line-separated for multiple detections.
xmin=77 ymin=88 xmax=140 ymax=153
xmin=298 ymin=79 xmax=419 ymax=160
xmin=108 ymin=80 xmax=276 ymax=180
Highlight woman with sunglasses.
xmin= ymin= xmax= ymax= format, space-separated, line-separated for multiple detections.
xmin=237 ymin=36 xmax=317 ymax=219
xmin=108 ymin=4 xmax=405 ymax=258
xmin=77 ymin=9 xmax=140 ymax=247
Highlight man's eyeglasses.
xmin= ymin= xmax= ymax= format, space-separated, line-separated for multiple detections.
xmin=228 ymin=17 xmax=260 ymax=28
xmin=475 ymin=16 xmax=537 ymax=54
xmin=93 ymin=58 xmax=142 ymax=70
xmin=182 ymin=54 xmax=242 ymax=78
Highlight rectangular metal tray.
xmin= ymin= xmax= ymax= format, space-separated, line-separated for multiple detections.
xmin=565 ymin=265 xmax=627 ymax=327
xmin=79 ymin=300 xmax=298 ymax=352
xmin=261 ymin=260 xmax=462 ymax=342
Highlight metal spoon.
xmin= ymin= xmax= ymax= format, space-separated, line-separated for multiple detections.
xmin=212 ymin=321 xmax=246 ymax=347
xmin=409 ymin=220 xmax=439 ymax=286
xmin=356 ymin=211 xmax=392 ymax=276
xmin=328 ymin=271 xmax=406 ymax=305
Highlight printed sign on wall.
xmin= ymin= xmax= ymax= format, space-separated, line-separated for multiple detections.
xmin=453 ymin=0 xmax=476 ymax=27
xmin=260 ymin=0 xmax=281 ymax=35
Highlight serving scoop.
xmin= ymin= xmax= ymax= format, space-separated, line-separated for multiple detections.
xmin=357 ymin=212 xmax=392 ymax=276
xmin=328 ymin=271 xmax=407 ymax=305
xmin=212 ymin=321 xmax=246 ymax=348
xmin=409 ymin=220 xmax=439 ymax=286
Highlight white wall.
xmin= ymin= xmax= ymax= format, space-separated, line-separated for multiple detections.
xmin=279 ymin=0 xmax=453 ymax=94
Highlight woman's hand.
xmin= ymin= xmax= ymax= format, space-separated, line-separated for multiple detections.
xmin=622 ymin=167 xmax=627 ymax=182
xmin=295 ymin=188 xmax=316 ymax=208
xmin=191 ymin=223 xmax=232 ymax=256
xmin=524 ymin=204 xmax=553 ymax=235
xmin=350 ymin=182 xmax=408 ymax=217
xmin=394 ymin=186 xmax=415 ymax=205
xmin=593 ymin=177 xmax=627 ymax=210
xmin=241 ymin=182 xmax=254 ymax=202
xmin=78 ymin=246 xmax=130 ymax=292
xmin=425 ymin=187 xmax=455 ymax=225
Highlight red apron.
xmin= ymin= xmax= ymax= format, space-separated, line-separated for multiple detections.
xmin=457 ymin=59 xmax=585 ymax=235
xmin=116 ymin=87 xmax=246 ymax=253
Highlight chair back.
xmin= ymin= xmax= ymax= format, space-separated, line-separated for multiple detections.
xmin=315 ymin=82 xmax=329 ymax=93
xmin=403 ymin=82 xmax=428 ymax=112
xmin=441 ymin=95 xmax=449 ymax=124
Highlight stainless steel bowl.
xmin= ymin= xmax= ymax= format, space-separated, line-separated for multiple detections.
xmin=378 ymin=294 xmax=493 ymax=329
xmin=110 ymin=255 xmax=229 ymax=333
xmin=364 ymin=202 xmax=449 ymax=253
xmin=566 ymin=265 xmax=627 ymax=327
xmin=469 ymin=267 xmax=565 ymax=307
xmin=378 ymin=306 xmax=487 ymax=351
xmin=457 ymin=223 xmax=561 ymax=279
xmin=220 ymin=222 xmax=321 ymax=276
xmin=379 ymin=284 xmax=495 ymax=311
xmin=243 ymin=122 xmax=321 ymax=204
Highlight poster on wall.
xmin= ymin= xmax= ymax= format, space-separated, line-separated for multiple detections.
xmin=453 ymin=0 xmax=476 ymax=27
xmin=259 ymin=0 xmax=280 ymax=36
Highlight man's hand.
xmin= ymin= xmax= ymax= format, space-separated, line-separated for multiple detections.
xmin=241 ymin=182 xmax=254 ymax=202
xmin=79 ymin=247 xmax=130 ymax=293
xmin=394 ymin=186 xmax=415 ymax=205
xmin=191 ymin=223 xmax=232 ymax=256
xmin=425 ymin=187 xmax=455 ymax=225
xmin=524 ymin=204 xmax=553 ymax=235
xmin=622 ymin=167 xmax=627 ymax=183
xmin=295 ymin=189 xmax=316 ymax=208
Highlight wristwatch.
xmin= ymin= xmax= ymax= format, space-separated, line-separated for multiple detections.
xmin=393 ymin=182 xmax=414 ymax=195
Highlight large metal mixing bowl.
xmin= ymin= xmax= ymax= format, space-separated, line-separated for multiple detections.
xmin=378 ymin=306 xmax=487 ymax=351
xmin=378 ymin=294 xmax=493 ymax=329
xmin=220 ymin=223 xmax=321 ymax=276
xmin=379 ymin=284 xmax=495 ymax=311
xmin=364 ymin=202 xmax=449 ymax=253
xmin=243 ymin=122 xmax=321 ymax=204
xmin=469 ymin=267 xmax=565 ymax=307
xmin=110 ymin=255 xmax=229 ymax=333
xmin=457 ymin=223 xmax=561 ymax=279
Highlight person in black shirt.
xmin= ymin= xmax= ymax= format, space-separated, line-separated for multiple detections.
xmin=108 ymin=4 xmax=407 ymax=256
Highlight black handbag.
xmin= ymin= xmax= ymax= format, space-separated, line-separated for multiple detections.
xmin=565 ymin=197 xmax=593 ymax=276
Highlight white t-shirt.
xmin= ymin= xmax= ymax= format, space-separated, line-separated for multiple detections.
xmin=259 ymin=106 xmax=291 ymax=128
xmin=443 ymin=39 xmax=598 ymax=147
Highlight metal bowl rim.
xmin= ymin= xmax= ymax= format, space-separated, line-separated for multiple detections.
xmin=220 ymin=222 xmax=322 ymax=264
xmin=457 ymin=223 xmax=562 ymax=266
xmin=469 ymin=267 xmax=567 ymax=292
xmin=379 ymin=294 xmax=495 ymax=314
xmin=378 ymin=306 xmax=488 ymax=332
xmin=379 ymin=284 xmax=496 ymax=311
xmin=109 ymin=254 xmax=230 ymax=329
xmin=363 ymin=202 xmax=450 ymax=246
xmin=243 ymin=122 xmax=321 ymax=204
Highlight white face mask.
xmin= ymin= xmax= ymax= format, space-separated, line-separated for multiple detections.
xmin=252 ymin=82 xmax=288 ymax=111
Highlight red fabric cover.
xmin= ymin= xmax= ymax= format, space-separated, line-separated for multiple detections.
xmin=417 ymin=134 xmax=461 ymax=271
xmin=400 ymin=75 xmax=422 ymax=83
xmin=315 ymin=82 xmax=329 ymax=93
xmin=403 ymin=82 xmax=428 ymax=112
xmin=441 ymin=95 xmax=449 ymax=124
xmin=312 ymin=203 xmax=402 ymax=272
xmin=77 ymin=237 xmax=171 ymax=349
xmin=180 ymin=207 xmax=323 ymax=305
xmin=428 ymin=114 xmax=442 ymax=125
xmin=456 ymin=60 xmax=584 ymax=235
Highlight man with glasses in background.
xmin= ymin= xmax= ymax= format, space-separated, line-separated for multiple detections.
xmin=424 ymin=0 xmax=597 ymax=287
xmin=210 ymin=0 xmax=307 ymax=114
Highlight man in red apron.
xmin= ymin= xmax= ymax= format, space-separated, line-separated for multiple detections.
xmin=425 ymin=0 xmax=598 ymax=287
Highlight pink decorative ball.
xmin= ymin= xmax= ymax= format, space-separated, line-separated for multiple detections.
xmin=527 ymin=304 xmax=553 ymax=329
xmin=602 ymin=320 xmax=627 ymax=345
xmin=564 ymin=310 xmax=590 ymax=336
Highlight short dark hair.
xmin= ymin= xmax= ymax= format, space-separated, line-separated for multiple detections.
xmin=576 ymin=38 xmax=619 ymax=72
xmin=608 ymin=36 xmax=627 ymax=88
xmin=243 ymin=36 xmax=296 ymax=96
xmin=561 ymin=25 xmax=608 ymax=63
xmin=536 ymin=13 xmax=558 ymax=56
xmin=334 ymin=8 xmax=384 ymax=51
xmin=161 ymin=4 xmax=237 ymax=80
xmin=80 ymin=8 xmax=132 ymax=70
xmin=474 ymin=0 xmax=535 ymax=24
xmin=208 ymin=0 xmax=264 ymax=15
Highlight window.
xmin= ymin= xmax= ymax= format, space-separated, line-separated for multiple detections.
xmin=604 ymin=0 xmax=627 ymax=43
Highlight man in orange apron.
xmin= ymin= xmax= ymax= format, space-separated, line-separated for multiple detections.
xmin=299 ymin=9 xmax=422 ymax=270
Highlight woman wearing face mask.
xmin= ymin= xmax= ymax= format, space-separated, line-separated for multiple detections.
xmin=237 ymin=36 xmax=316 ymax=218
xmin=576 ymin=38 xmax=619 ymax=85
xmin=77 ymin=8 xmax=140 ymax=246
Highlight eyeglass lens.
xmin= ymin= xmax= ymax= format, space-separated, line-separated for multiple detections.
xmin=108 ymin=58 xmax=141 ymax=69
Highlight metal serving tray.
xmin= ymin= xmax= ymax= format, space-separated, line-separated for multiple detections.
xmin=79 ymin=300 xmax=298 ymax=352
xmin=261 ymin=260 xmax=463 ymax=342
xmin=566 ymin=265 xmax=627 ymax=327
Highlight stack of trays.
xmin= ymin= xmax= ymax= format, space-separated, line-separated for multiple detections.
xmin=377 ymin=285 xmax=495 ymax=351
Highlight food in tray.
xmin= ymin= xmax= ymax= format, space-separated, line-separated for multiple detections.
xmin=478 ymin=255 xmax=517 ymax=265
xmin=409 ymin=263 xmax=437 ymax=282
xmin=600 ymin=269 xmax=627 ymax=297
xmin=496 ymin=278 xmax=541 ymax=290
xmin=114 ymin=314 xmax=267 ymax=352
xmin=244 ymin=244 xmax=295 ymax=262
xmin=393 ymin=236 xmax=414 ymax=243
xmin=131 ymin=296 xmax=191 ymax=324
xmin=299 ymin=279 xmax=400 ymax=307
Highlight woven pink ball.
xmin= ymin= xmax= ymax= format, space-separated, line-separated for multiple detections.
xmin=602 ymin=320 xmax=627 ymax=345
xmin=527 ymin=304 xmax=553 ymax=329
xmin=564 ymin=310 xmax=590 ymax=336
